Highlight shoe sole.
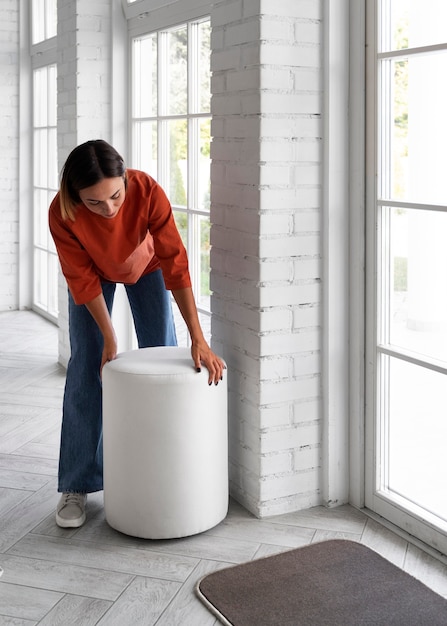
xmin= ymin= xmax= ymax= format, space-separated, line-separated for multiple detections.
xmin=55 ymin=512 xmax=86 ymax=528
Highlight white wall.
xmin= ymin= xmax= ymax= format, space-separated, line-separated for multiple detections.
xmin=0 ymin=0 xmax=19 ymax=311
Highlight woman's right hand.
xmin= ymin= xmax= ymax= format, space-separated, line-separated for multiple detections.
xmin=101 ymin=331 xmax=118 ymax=374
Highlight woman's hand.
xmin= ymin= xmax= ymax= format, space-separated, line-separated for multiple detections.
xmin=100 ymin=331 xmax=118 ymax=374
xmin=85 ymin=294 xmax=117 ymax=375
xmin=171 ymin=287 xmax=226 ymax=385
xmin=191 ymin=337 xmax=226 ymax=385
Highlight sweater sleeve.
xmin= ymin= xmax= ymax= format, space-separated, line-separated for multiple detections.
xmin=48 ymin=196 xmax=103 ymax=305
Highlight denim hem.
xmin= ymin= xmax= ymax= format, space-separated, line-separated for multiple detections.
xmin=58 ymin=486 xmax=103 ymax=494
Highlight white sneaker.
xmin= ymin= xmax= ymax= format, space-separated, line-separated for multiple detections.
xmin=56 ymin=493 xmax=87 ymax=528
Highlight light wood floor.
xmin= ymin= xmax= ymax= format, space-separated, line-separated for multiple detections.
xmin=1 ymin=310 xmax=447 ymax=625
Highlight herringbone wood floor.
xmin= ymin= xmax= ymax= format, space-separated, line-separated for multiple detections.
xmin=1 ymin=310 xmax=447 ymax=625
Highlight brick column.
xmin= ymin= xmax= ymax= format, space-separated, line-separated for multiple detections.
xmin=211 ymin=0 xmax=323 ymax=516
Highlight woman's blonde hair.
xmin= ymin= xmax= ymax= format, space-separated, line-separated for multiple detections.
xmin=59 ymin=140 xmax=127 ymax=221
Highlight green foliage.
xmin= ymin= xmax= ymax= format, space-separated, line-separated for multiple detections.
xmin=394 ymin=256 xmax=408 ymax=292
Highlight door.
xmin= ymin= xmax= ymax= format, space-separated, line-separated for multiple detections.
xmin=365 ymin=0 xmax=447 ymax=553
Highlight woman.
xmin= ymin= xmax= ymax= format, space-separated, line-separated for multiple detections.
xmin=49 ymin=139 xmax=225 ymax=528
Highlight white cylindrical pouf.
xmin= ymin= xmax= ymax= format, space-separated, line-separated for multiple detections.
xmin=102 ymin=346 xmax=228 ymax=539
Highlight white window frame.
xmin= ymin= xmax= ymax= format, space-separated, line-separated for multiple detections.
xmin=128 ymin=5 xmax=212 ymax=346
xmin=365 ymin=0 xmax=447 ymax=556
xmin=26 ymin=1 xmax=58 ymax=321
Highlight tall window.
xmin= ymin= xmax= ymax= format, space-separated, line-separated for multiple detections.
xmin=366 ymin=0 xmax=447 ymax=553
xmin=31 ymin=0 xmax=58 ymax=319
xmin=131 ymin=19 xmax=211 ymax=343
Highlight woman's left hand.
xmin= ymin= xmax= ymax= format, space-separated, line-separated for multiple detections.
xmin=191 ymin=338 xmax=226 ymax=385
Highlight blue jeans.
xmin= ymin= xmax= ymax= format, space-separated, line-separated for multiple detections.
xmin=58 ymin=269 xmax=177 ymax=493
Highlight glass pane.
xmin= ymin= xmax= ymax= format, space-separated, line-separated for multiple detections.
xmin=382 ymin=355 xmax=447 ymax=521
xmin=386 ymin=207 xmax=447 ymax=363
xmin=168 ymin=119 xmax=187 ymax=206
xmin=198 ymin=311 xmax=211 ymax=344
xmin=133 ymin=35 xmax=157 ymax=118
xmin=199 ymin=215 xmax=211 ymax=310
xmin=174 ymin=210 xmax=187 ymax=248
xmin=34 ymin=189 xmax=49 ymax=247
xmin=198 ymin=21 xmax=211 ymax=113
xmin=48 ymin=253 xmax=59 ymax=317
xmin=167 ymin=27 xmax=187 ymax=115
xmin=380 ymin=52 xmax=447 ymax=204
xmin=33 ymin=68 xmax=48 ymax=127
xmin=48 ymin=65 xmax=57 ymax=126
xmin=33 ymin=248 xmax=47 ymax=309
xmin=382 ymin=0 xmax=447 ymax=52
xmin=132 ymin=121 xmax=157 ymax=175
xmin=198 ymin=118 xmax=211 ymax=210
xmin=34 ymin=129 xmax=48 ymax=188
xmin=32 ymin=0 xmax=56 ymax=44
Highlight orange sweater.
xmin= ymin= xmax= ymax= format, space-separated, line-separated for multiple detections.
xmin=49 ymin=169 xmax=191 ymax=305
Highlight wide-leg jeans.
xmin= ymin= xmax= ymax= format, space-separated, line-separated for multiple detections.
xmin=58 ymin=269 xmax=177 ymax=493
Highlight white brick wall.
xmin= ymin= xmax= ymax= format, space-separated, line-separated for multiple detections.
xmin=0 ymin=0 xmax=19 ymax=311
xmin=211 ymin=0 xmax=323 ymax=516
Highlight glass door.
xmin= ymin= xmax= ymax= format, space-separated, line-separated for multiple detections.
xmin=366 ymin=0 xmax=447 ymax=553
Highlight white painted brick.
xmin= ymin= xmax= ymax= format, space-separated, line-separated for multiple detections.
xmin=260 ymin=43 xmax=321 ymax=68
xmin=210 ymin=27 xmax=224 ymax=50
xmin=293 ymin=209 xmax=320 ymax=232
xmin=261 ymin=421 xmax=320 ymax=455
xmin=293 ymin=353 xmax=320 ymax=377
xmin=260 ymin=283 xmax=320 ymax=309
xmin=226 ymin=67 xmax=260 ymax=92
xmin=293 ymin=445 xmax=320 ymax=471
xmin=210 ymin=47 xmax=241 ymax=72
xmin=224 ymin=116 xmax=261 ymax=139
xmin=261 ymin=114 xmax=322 ymax=140
xmin=259 ymin=188 xmax=318 ymax=211
xmin=261 ymin=451 xmax=293 ymax=476
xmin=293 ymin=258 xmax=320 ymax=280
xmin=260 ymin=329 xmax=320 ymax=355
xmin=259 ymin=234 xmax=320 ymax=258
xmin=259 ymin=212 xmax=291 ymax=236
xmin=260 ymin=67 xmax=293 ymax=90
xmin=259 ymin=164 xmax=290 ymax=186
xmin=260 ymin=469 xmax=319 ymax=500
xmin=259 ymin=355 xmax=293 ymax=380
xmin=259 ymin=258 xmax=292 ymax=282
xmin=293 ymin=398 xmax=321 ymax=424
xmin=224 ymin=19 xmax=260 ymax=47
xmin=259 ymin=0 xmax=322 ymax=21
xmin=260 ymin=402 xmax=292 ymax=428
xmin=261 ymin=92 xmax=321 ymax=116
xmin=260 ymin=307 xmax=293 ymax=333
xmin=259 ymin=375 xmax=320 ymax=405
xmin=212 ymin=93 xmax=244 ymax=115
xmin=226 ymin=163 xmax=260 ymax=186
xmin=259 ymin=16 xmax=294 ymax=42
xmin=293 ymin=303 xmax=321 ymax=329
xmin=212 ymin=1 xmax=243 ymax=28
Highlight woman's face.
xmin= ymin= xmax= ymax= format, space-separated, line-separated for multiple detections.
xmin=78 ymin=176 xmax=126 ymax=219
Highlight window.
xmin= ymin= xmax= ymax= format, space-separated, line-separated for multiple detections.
xmin=30 ymin=0 xmax=58 ymax=319
xmin=366 ymin=0 xmax=447 ymax=553
xmin=31 ymin=0 xmax=57 ymax=44
xmin=32 ymin=65 xmax=58 ymax=318
xmin=131 ymin=19 xmax=211 ymax=344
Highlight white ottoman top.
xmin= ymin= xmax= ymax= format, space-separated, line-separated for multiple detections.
xmin=106 ymin=346 xmax=200 ymax=378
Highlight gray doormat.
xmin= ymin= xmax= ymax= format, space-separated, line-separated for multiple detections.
xmin=196 ymin=540 xmax=447 ymax=625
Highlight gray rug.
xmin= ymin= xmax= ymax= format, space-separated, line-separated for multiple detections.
xmin=196 ymin=540 xmax=447 ymax=625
